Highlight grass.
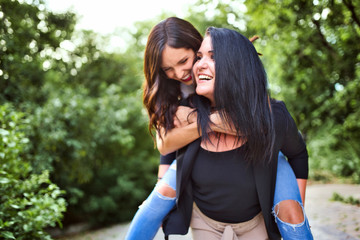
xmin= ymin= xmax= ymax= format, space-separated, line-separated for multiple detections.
xmin=330 ymin=192 xmax=360 ymax=206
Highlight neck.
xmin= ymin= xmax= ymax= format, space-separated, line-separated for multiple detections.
xmin=200 ymin=133 xmax=245 ymax=152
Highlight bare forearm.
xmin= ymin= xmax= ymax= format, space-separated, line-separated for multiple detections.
xmin=296 ymin=178 xmax=307 ymax=206
xmin=157 ymin=110 xmax=237 ymax=155
xmin=157 ymin=122 xmax=200 ymax=155
xmin=158 ymin=164 xmax=170 ymax=179
xmin=209 ymin=112 xmax=237 ymax=135
xmin=210 ymin=122 xmax=237 ymax=135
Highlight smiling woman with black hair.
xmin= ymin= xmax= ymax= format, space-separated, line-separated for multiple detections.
xmin=162 ymin=27 xmax=314 ymax=240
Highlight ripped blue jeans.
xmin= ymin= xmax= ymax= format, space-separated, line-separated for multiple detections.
xmin=125 ymin=161 xmax=177 ymax=240
xmin=273 ymin=152 xmax=313 ymax=239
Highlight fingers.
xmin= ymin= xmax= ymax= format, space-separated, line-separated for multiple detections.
xmin=174 ymin=106 xmax=196 ymax=126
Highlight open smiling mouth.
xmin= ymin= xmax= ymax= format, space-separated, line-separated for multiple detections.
xmin=198 ymin=74 xmax=212 ymax=81
xmin=182 ymin=74 xmax=192 ymax=82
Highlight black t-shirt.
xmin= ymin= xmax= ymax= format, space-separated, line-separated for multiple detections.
xmin=160 ymin=152 xmax=176 ymax=165
xmin=191 ymin=146 xmax=261 ymax=223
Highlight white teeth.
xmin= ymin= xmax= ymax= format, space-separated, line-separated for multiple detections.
xmin=199 ymin=75 xmax=212 ymax=80
xmin=182 ymin=74 xmax=190 ymax=80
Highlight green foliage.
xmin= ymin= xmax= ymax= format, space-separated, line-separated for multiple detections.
xmin=0 ymin=104 xmax=66 ymax=240
xmin=28 ymin=83 xmax=158 ymax=225
xmin=1 ymin=0 xmax=159 ymax=228
xmin=244 ymin=0 xmax=360 ymax=182
xmin=331 ymin=192 xmax=360 ymax=206
xmin=0 ymin=0 xmax=76 ymax=106
xmin=24 ymin=37 xmax=158 ymax=225
xmin=25 ymin=22 xmax=158 ymax=225
xmin=186 ymin=0 xmax=249 ymax=35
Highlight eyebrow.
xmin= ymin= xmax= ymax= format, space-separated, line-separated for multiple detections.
xmin=162 ymin=56 xmax=189 ymax=68
xmin=177 ymin=56 xmax=188 ymax=63
xmin=197 ymin=50 xmax=214 ymax=54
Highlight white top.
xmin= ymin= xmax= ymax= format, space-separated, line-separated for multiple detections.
xmin=180 ymin=83 xmax=195 ymax=99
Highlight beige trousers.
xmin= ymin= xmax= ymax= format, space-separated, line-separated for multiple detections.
xmin=190 ymin=203 xmax=269 ymax=240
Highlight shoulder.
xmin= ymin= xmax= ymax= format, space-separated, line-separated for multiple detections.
xmin=271 ymin=99 xmax=290 ymax=120
xmin=271 ymin=99 xmax=287 ymax=112
xmin=270 ymin=99 xmax=295 ymax=132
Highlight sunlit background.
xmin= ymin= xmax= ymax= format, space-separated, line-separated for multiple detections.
xmin=45 ymin=0 xmax=194 ymax=51
xmin=46 ymin=0 xmax=193 ymax=33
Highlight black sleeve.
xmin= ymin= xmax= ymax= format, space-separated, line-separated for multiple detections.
xmin=276 ymin=101 xmax=309 ymax=179
xmin=160 ymin=152 xmax=176 ymax=165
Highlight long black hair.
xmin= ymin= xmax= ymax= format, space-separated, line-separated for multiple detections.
xmin=194 ymin=27 xmax=275 ymax=164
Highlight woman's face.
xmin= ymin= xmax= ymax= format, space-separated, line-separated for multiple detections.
xmin=193 ymin=36 xmax=215 ymax=104
xmin=161 ymin=45 xmax=195 ymax=85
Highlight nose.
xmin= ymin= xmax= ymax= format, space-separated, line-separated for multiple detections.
xmin=197 ymin=57 xmax=208 ymax=69
xmin=174 ymin=67 xmax=183 ymax=79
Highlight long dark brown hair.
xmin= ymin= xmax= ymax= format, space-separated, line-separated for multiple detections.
xmin=142 ymin=17 xmax=203 ymax=138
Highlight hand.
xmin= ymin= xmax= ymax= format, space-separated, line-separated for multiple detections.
xmin=209 ymin=111 xmax=237 ymax=135
xmin=174 ymin=106 xmax=197 ymax=128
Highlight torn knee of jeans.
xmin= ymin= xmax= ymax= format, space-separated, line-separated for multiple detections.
xmin=273 ymin=200 xmax=305 ymax=224
xmin=155 ymin=182 xmax=176 ymax=198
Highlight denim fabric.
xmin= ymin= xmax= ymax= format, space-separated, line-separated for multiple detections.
xmin=125 ymin=161 xmax=177 ymax=240
xmin=273 ymin=152 xmax=314 ymax=240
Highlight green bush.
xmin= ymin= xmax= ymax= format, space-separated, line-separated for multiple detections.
xmin=0 ymin=104 xmax=66 ymax=240
xmin=27 ymin=83 xmax=158 ymax=226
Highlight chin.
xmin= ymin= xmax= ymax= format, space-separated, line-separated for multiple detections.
xmin=183 ymin=80 xmax=193 ymax=85
xmin=196 ymin=92 xmax=211 ymax=100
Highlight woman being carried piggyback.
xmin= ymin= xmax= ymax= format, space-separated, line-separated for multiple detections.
xmin=126 ymin=18 xmax=313 ymax=240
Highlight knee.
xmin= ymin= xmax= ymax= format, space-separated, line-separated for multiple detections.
xmin=156 ymin=182 xmax=176 ymax=198
xmin=274 ymin=200 xmax=304 ymax=224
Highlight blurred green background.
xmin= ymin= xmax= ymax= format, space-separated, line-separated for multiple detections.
xmin=0 ymin=0 xmax=359 ymax=239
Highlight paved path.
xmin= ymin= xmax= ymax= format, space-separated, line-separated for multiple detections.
xmin=305 ymin=184 xmax=360 ymax=240
xmin=58 ymin=184 xmax=360 ymax=240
